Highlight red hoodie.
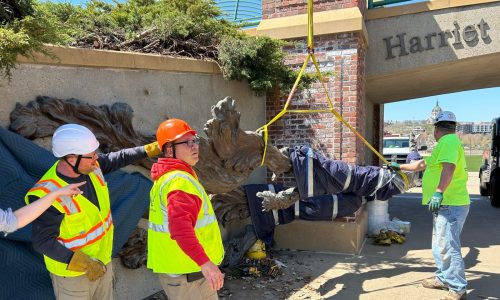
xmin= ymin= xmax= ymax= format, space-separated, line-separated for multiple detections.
xmin=150 ymin=158 xmax=210 ymax=267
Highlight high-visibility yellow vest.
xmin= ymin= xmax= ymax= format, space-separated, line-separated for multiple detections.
xmin=25 ymin=161 xmax=114 ymax=277
xmin=147 ymin=170 xmax=224 ymax=274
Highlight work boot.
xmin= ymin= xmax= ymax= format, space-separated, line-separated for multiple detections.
xmin=440 ymin=290 xmax=467 ymax=300
xmin=421 ymin=278 xmax=448 ymax=290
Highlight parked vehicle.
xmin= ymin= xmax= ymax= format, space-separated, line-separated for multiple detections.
xmin=383 ymin=136 xmax=427 ymax=164
xmin=383 ymin=136 xmax=411 ymax=164
xmin=479 ymin=117 xmax=500 ymax=207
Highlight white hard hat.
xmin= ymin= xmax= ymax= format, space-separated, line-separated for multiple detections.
xmin=434 ymin=111 xmax=456 ymax=125
xmin=52 ymin=124 xmax=100 ymax=157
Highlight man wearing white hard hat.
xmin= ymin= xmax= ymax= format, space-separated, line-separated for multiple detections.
xmin=388 ymin=111 xmax=469 ymax=300
xmin=25 ymin=124 xmax=160 ymax=300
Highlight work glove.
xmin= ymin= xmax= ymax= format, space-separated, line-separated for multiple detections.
xmin=144 ymin=141 xmax=161 ymax=158
xmin=386 ymin=162 xmax=401 ymax=171
xmin=67 ymin=250 xmax=107 ymax=281
xmin=256 ymin=187 xmax=300 ymax=211
xmin=428 ymin=192 xmax=443 ymax=213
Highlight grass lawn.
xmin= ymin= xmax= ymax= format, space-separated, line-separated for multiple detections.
xmin=465 ymin=155 xmax=483 ymax=172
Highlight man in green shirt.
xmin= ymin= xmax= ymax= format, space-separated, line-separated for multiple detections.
xmin=389 ymin=111 xmax=469 ymax=300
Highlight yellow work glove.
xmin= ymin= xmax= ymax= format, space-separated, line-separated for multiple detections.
xmin=144 ymin=141 xmax=161 ymax=158
xmin=67 ymin=250 xmax=107 ymax=281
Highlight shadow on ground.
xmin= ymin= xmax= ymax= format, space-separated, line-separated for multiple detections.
xmin=223 ymin=193 xmax=500 ymax=299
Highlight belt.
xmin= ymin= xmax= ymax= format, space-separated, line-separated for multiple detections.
xmin=186 ymin=271 xmax=204 ymax=282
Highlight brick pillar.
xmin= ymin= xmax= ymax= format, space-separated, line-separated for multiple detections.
xmin=264 ymin=0 xmax=367 ymax=185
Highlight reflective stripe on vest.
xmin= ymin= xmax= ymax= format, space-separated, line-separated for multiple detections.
xmin=28 ymin=179 xmax=81 ymax=214
xmin=92 ymin=168 xmax=106 ymax=187
xmin=148 ymin=172 xmax=215 ymax=234
xmin=57 ymin=211 xmax=113 ymax=250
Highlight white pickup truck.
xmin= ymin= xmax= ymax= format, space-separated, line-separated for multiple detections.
xmin=382 ymin=136 xmax=411 ymax=164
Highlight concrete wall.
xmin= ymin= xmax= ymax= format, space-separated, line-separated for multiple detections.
xmin=0 ymin=47 xmax=266 ymax=299
xmin=0 ymin=47 xmax=267 ymax=189
xmin=1 ymin=52 xmax=264 ymax=136
xmin=365 ymin=0 xmax=500 ymax=103
xmin=366 ymin=1 xmax=500 ymax=77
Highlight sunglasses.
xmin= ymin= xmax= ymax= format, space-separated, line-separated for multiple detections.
xmin=172 ymin=136 xmax=200 ymax=148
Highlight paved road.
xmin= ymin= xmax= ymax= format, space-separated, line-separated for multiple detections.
xmin=224 ymin=172 xmax=500 ymax=299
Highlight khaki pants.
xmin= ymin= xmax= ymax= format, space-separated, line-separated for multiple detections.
xmin=158 ymin=274 xmax=218 ymax=300
xmin=50 ymin=263 xmax=113 ymax=300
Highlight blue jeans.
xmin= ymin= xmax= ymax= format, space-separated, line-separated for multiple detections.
xmin=432 ymin=205 xmax=469 ymax=293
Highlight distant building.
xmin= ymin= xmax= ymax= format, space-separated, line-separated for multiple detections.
xmin=427 ymin=100 xmax=442 ymax=124
xmin=457 ymin=123 xmax=473 ymax=133
xmin=457 ymin=122 xmax=493 ymax=134
xmin=412 ymin=126 xmax=425 ymax=134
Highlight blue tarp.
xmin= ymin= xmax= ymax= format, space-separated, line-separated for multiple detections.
xmin=0 ymin=127 xmax=152 ymax=300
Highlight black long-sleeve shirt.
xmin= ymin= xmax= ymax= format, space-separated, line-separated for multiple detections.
xmin=29 ymin=146 xmax=147 ymax=264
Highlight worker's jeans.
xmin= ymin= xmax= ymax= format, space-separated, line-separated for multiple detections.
xmin=432 ymin=205 xmax=469 ymax=293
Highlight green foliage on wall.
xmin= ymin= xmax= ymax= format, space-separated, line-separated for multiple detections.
xmin=0 ymin=0 xmax=71 ymax=80
xmin=1 ymin=0 xmax=315 ymax=95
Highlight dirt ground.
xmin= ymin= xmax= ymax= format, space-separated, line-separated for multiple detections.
xmin=219 ymin=173 xmax=500 ymax=299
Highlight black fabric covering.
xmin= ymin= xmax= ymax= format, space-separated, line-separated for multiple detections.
xmin=244 ymin=184 xmax=363 ymax=247
xmin=0 ymin=127 xmax=151 ymax=300
xmin=299 ymin=193 xmax=363 ymax=221
xmin=289 ymin=146 xmax=401 ymax=201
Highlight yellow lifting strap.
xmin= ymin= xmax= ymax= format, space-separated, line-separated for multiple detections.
xmin=258 ymin=0 xmax=409 ymax=187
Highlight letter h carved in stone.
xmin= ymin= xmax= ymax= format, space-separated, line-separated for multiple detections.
xmin=383 ymin=34 xmax=409 ymax=59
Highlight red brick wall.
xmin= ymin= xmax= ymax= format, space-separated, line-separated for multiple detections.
xmin=267 ymin=33 xmax=366 ymax=185
xmin=263 ymin=0 xmax=368 ymax=186
xmin=262 ymin=0 xmax=366 ymax=19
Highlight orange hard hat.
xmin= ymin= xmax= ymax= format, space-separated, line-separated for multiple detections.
xmin=156 ymin=119 xmax=197 ymax=149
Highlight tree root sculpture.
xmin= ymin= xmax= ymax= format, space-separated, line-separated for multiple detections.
xmin=9 ymin=95 xmax=290 ymax=268
xmin=9 ymin=95 xmax=291 ymax=194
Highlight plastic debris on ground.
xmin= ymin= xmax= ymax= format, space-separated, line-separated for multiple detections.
xmin=387 ymin=217 xmax=411 ymax=234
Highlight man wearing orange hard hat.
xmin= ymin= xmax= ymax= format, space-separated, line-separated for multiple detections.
xmin=147 ymin=119 xmax=224 ymax=300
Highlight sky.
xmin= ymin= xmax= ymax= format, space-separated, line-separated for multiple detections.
xmin=48 ymin=0 xmax=498 ymax=122
xmin=384 ymin=87 xmax=500 ymax=123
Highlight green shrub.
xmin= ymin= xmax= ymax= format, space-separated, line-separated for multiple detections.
xmin=0 ymin=0 xmax=72 ymax=79
xmin=1 ymin=0 xmax=315 ymax=95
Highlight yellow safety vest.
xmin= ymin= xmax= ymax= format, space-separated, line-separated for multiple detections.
xmin=147 ymin=170 xmax=224 ymax=274
xmin=25 ymin=161 xmax=114 ymax=277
